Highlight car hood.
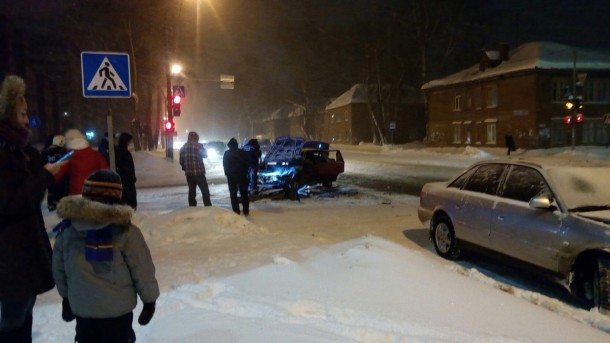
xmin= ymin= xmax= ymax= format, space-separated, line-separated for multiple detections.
xmin=577 ymin=210 xmax=610 ymax=224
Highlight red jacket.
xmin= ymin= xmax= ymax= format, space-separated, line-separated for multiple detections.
xmin=55 ymin=147 xmax=109 ymax=195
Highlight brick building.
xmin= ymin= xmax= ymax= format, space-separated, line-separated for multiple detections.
xmin=422 ymin=42 xmax=610 ymax=148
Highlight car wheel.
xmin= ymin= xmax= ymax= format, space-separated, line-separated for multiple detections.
xmin=432 ymin=214 xmax=460 ymax=260
xmin=593 ymin=255 xmax=610 ymax=313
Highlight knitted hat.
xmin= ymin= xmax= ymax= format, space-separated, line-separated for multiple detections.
xmin=82 ymin=169 xmax=123 ymax=204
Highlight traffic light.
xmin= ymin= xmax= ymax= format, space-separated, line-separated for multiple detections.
xmin=575 ymin=113 xmax=584 ymax=123
xmin=564 ymin=115 xmax=573 ymax=125
xmin=565 ymin=100 xmax=574 ymax=110
xmin=172 ymin=94 xmax=182 ymax=117
xmin=164 ymin=119 xmax=175 ymax=133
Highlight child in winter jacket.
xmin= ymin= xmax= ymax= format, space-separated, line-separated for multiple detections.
xmin=52 ymin=169 xmax=159 ymax=343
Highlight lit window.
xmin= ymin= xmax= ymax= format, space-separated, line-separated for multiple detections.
xmin=486 ymin=86 xmax=498 ymax=108
xmin=454 ymin=94 xmax=462 ymax=111
xmin=486 ymin=123 xmax=497 ymax=144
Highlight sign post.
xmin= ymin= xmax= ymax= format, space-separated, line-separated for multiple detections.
xmin=81 ymin=52 xmax=131 ymax=171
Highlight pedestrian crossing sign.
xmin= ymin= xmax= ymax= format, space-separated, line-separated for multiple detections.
xmin=81 ymin=52 xmax=131 ymax=98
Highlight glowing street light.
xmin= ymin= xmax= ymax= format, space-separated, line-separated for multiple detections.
xmin=171 ymin=64 xmax=182 ymax=75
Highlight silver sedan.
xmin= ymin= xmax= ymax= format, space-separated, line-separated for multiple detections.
xmin=418 ymin=157 xmax=610 ymax=313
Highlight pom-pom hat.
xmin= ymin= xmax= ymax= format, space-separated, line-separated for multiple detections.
xmin=82 ymin=169 xmax=123 ymax=204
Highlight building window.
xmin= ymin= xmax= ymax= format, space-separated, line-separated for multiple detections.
xmin=486 ymin=86 xmax=498 ymax=108
xmin=585 ymin=80 xmax=609 ymax=103
xmin=551 ymin=79 xmax=571 ymax=102
xmin=474 ymin=87 xmax=482 ymax=109
xmin=344 ymin=110 xmax=349 ymax=121
xmin=453 ymin=125 xmax=461 ymax=144
xmin=454 ymin=94 xmax=462 ymax=111
xmin=486 ymin=123 xmax=497 ymax=144
xmin=331 ymin=114 xmax=335 ymax=123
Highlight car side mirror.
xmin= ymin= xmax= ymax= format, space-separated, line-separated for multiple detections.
xmin=529 ymin=195 xmax=555 ymax=210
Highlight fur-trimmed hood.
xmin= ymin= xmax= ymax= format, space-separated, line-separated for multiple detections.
xmin=56 ymin=196 xmax=133 ymax=229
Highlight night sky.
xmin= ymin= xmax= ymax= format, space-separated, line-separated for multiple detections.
xmin=3 ymin=0 xmax=609 ymax=140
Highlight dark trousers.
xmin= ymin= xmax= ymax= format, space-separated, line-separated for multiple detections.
xmin=186 ymin=174 xmax=212 ymax=207
xmin=248 ymin=167 xmax=259 ymax=193
xmin=0 ymin=296 xmax=36 ymax=343
xmin=75 ymin=312 xmax=136 ymax=343
xmin=227 ymin=175 xmax=249 ymax=215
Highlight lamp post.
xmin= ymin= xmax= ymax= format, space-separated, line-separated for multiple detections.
xmin=165 ymin=63 xmax=182 ymax=160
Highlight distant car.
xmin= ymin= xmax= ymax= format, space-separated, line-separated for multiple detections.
xmin=259 ymin=136 xmax=344 ymax=197
xmin=417 ymin=157 xmax=610 ymax=313
xmin=204 ymin=141 xmax=227 ymax=159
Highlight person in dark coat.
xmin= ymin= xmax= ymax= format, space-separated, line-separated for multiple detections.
xmin=223 ymin=138 xmax=250 ymax=215
xmin=41 ymin=135 xmax=69 ymax=211
xmin=179 ymin=131 xmax=212 ymax=207
xmin=505 ymin=132 xmax=516 ymax=156
xmin=98 ymin=132 xmax=110 ymax=165
xmin=243 ymin=138 xmax=262 ymax=195
xmin=0 ymin=75 xmax=64 ymax=342
xmin=115 ymin=132 xmax=137 ymax=209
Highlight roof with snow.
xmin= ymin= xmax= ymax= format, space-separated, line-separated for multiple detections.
xmin=326 ymin=84 xmax=368 ymax=110
xmin=422 ymin=41 xmax=610 ymax=90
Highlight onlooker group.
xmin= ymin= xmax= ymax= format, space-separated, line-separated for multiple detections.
xmin=223 ymin=138 xmax=250 ymax=215
xmin=179 ymin=131 xmax=212 ymax=207
xmin=0 ymin=75 xmax=64 ymax=342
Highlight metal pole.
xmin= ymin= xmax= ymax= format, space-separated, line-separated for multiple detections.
xmin=166 ymin=70 xmax=174 ymax=160
xmin=571 ymin=50 xmax=576 ymax=151
xmin=107 ymin=102 xmax=116 ymax=171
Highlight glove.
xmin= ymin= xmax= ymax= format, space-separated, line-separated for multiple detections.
xmin=62 ymin=298 xmax=75 ymax=322
xmin=138 ymin=302 xmax=156 ymax=325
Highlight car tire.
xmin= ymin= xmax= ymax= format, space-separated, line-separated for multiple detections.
xmin=432 ymin=214 xmax=460 ymax=260
xmin=593 ymin=255 xmax=610 ymax=313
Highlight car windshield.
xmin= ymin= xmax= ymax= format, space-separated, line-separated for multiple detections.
xmin=546 ymin=166 xmax=610 ymax=211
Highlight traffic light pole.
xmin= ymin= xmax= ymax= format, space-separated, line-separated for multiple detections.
xmin=571 ymin=50 xmax=578 ymax=150
xmin=166 ymin=70 xmax=174 ymax=160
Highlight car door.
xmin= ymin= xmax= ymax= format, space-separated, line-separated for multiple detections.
xmin=490 ymin=165 xmax=564 ymax=271
xmin=452 ymin=163 xmax=507 ymax=248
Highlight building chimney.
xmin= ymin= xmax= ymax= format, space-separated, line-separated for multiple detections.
xmin=479 ymin=49 xmax=488 ymax=71
xmin=499 ymin=43 xmax=509 ymax=61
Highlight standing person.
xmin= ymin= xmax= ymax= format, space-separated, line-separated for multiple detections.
xmin=0 ymin=75 xmax=64 ymax=342
xmin=243 ymin=138 xmax=262 ymax=195
xmin=223 ymin=138 xmax=250 ymax=215
xmin=98 ymin=132 xmax=110 ymax=165
xmin=115 ymin=132 xmax=137 ymax=209
xmin=53 ymin=170 xmax=159 ymax=343
xmin=505 ymin=132 xmax=516 ymax=156
xmin=179 ymin=131 xmax=212 ymax=207
xmin=55 ymin=128 xmax=108 ymax=195
xmin=42 ymin=135 xmax=69 ymax=211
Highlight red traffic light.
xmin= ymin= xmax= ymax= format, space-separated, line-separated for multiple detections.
xmin=164 ymin=119 xmax=175 ymax=133
xmin=173 ymin=95 xmax=181 ymax=104
xmin=575 ymin=113 xmax=584 ymax=123
xmin=564 ymin=116 xmax=572 ymax=125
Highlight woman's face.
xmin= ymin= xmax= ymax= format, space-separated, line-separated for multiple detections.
xmin=14 ymin=95 xmax=29 ymax=128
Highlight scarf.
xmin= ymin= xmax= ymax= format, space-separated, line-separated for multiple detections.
xmin=0 ymin=119 xmax=31 ymax=150
xmin=53 ymin=219 xmax=114 ymax=262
